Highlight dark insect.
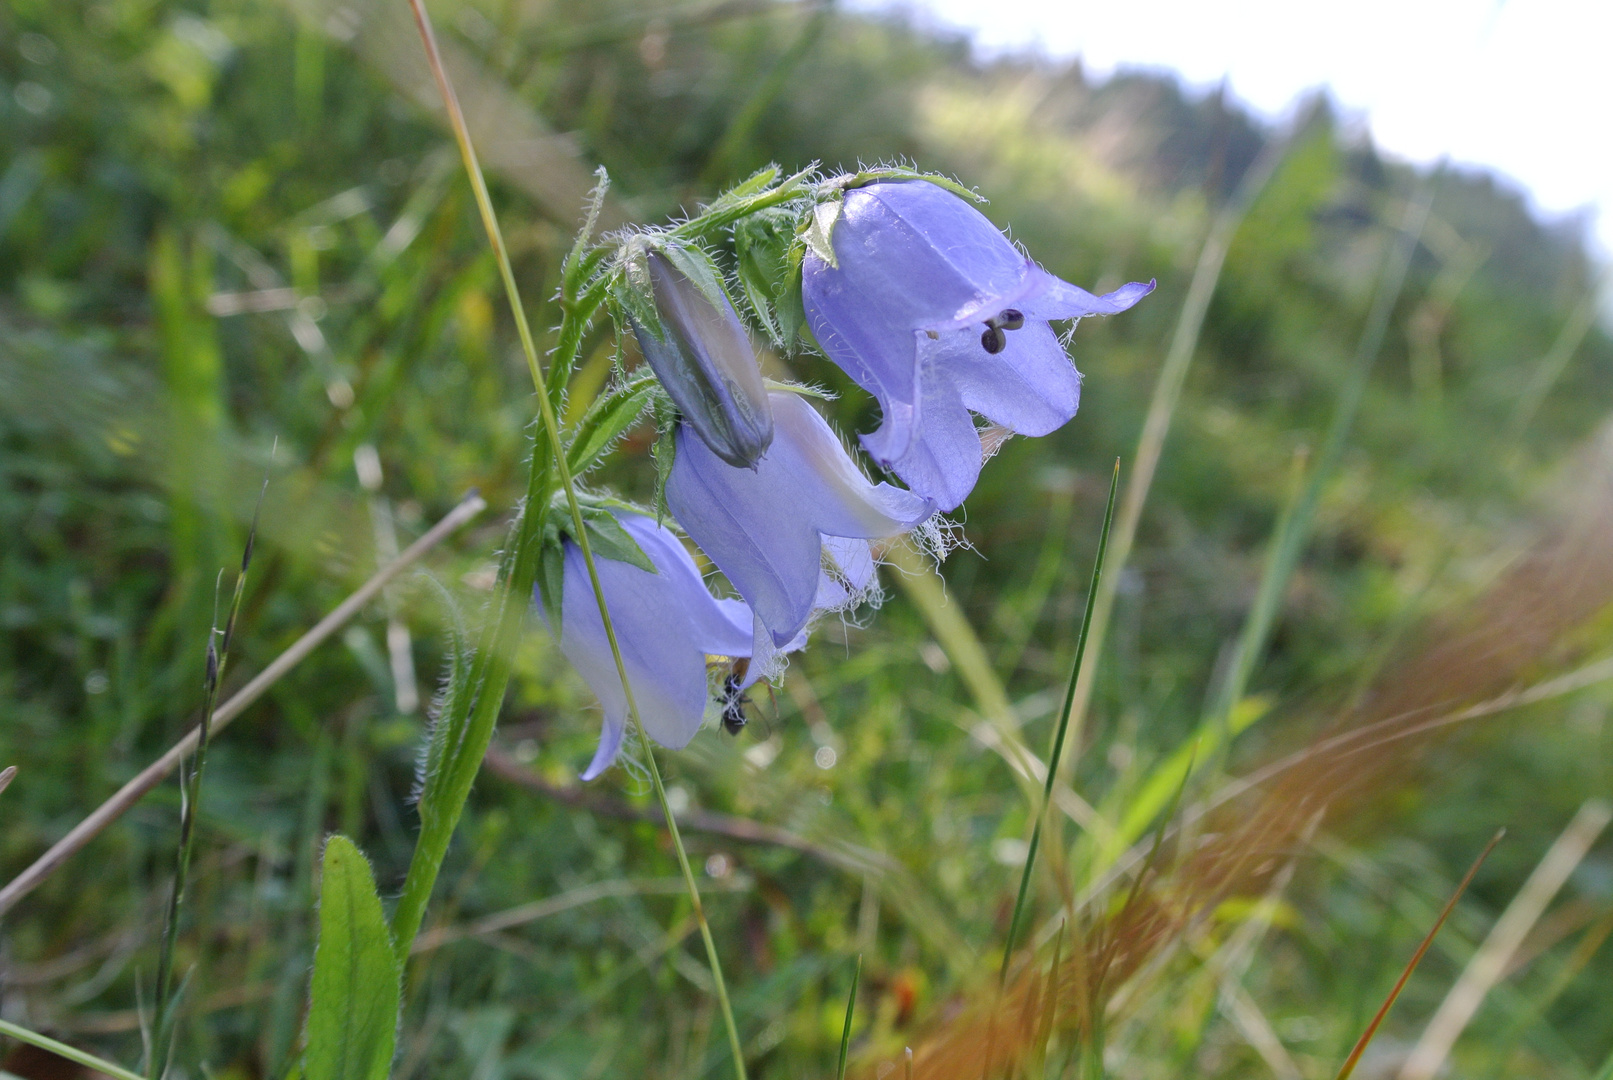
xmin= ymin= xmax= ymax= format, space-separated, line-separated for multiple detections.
xmin=720 ymin=658 xmax=750 ymax=735
xmin=980 ymin=308 xmax=1025 ymax=354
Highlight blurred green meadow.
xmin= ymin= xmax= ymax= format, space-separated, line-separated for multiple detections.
xmin=2 ymin=0 xmax=1613 ymax=1077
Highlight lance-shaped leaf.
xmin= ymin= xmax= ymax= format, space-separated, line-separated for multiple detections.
xmin=305 ymin=835 xmax=400 ymax=1080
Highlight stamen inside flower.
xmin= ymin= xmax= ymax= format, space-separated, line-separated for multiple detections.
xmin=979 ymin=309 xmax=1025 ymax=354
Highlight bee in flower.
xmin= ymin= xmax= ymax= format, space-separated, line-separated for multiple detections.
xmin=802 ymin=179 xmax=1154 ymax=511
xmin=538 ymin=511 xmax=763 ymax=780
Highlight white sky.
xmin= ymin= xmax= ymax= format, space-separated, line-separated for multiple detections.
xmin=863 ymin=0 xmax=1613 ymax=261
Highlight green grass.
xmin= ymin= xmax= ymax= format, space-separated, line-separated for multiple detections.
xmin=2 ymin=0 xmax=1612 ymax=1077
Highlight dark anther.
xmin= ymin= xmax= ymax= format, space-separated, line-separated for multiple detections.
xmin=998 ymin=308 xmax=1025 ymax=330
xmin=980 ymin=326 xmax=1008 ymax=354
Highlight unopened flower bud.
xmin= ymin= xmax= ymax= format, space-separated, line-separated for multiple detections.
xmin=630 ymin=246 xmax=774 ymax=469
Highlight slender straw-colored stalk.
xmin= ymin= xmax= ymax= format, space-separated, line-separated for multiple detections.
xmin=0 ymin=1019 xmax=145 ymax=1080
xmin=1207 ymin=178 xmax=1435 ymax=731
xmin=1333 ymin=829 xmax=1504 ymax=1080
xmin=1055 ymin=120 xmax=1301 ymax=779
xmin=399 ymin=5 xmax=747 ymax=1076
xmin=1398 ymin=802 xmax=1611 ymax=1080
xmin=0 ymin=493 xmax=484 ymax=919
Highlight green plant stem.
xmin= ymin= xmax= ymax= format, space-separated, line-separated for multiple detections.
xmin=149 ymin=475 xmax=263 ymax=1078
xmin=399 ymin=5 xmax=748 ymax=1077
xmin=0 ymin=1018 xmax=146 ymax=1080
xmin=999 ymin=462 xmax=1120 ymax=987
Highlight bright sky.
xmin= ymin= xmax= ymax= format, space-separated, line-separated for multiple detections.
xmin=865 ymin=0 xmax=1613 ymax=261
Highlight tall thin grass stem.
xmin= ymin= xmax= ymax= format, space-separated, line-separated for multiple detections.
xmin=148 ymin=472 xmax=266 ymax=1078
xmin=400 ymin=6 xmax=748 ymax=1077
xmin=999 ymin=462 xmax=1120 ymax=987
xmin=1054 ymin=116 xmax=1303 ymax=783
xmin=1333 ymin=829 xmax=1504 ymax=1080
xmin=836 ymin=953 xmax=862 ymax=1080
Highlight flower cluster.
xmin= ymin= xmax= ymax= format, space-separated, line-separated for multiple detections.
xmin=536 ymin=172 xmax=1152 ymax=777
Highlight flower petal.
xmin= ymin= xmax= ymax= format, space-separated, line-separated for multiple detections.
xmin=543 ymin=513 xmax=755 ymax=780
xmin=860 ymin=363 xmax=983 ymax=512
xmin=1017 ymin=270 xmax=1157 ymax=322
xmin=668 ymin=391 xmax=933 ymax=647
xmin=929 ymin=320 xmax=1082 ymax=438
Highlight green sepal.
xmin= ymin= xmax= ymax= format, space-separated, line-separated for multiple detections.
xmin=654 ymin=239 xmax=734 ymax=321
xmin=535 ymin=540 xmax=566 ymax=628
xmin=577 ymin=503 xmax=656 ymax=573
xmin=801 ymin=199 xmax=841 ymax=269
xmin=542 ymin=492 xmax=658 ymax=583
xmin=615 ymin=237 xmax=664 ymax=343
xmin=651 ymin=397 xmax=679 ymax=526
xmin=566 ymin=372 xmax=659 ymax=476
xmin=827 ymin=166 xmax=983 ymax=202
xmin=735 ymin=207 xmax=808 ymax=350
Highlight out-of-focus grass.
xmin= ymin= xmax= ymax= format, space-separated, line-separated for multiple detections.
xmin=2 ymin=0 xmax=1612 ymax=1077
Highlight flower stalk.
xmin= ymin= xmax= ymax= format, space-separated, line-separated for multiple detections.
xmin=399 ymin=4 xmax=749 ymax=1077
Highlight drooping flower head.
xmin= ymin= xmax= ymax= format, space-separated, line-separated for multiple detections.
xmin=802 ymin=180 xmax=1154 ymax=511
xmin=624 ymin=240 xmax=773 ymax=469
xmin=538 ymin=511 xmax=755 ymax=780
xmin=667 ymin=390 xmax=935 ymax=663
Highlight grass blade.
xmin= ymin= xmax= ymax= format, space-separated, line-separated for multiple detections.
xmin=999 ymin=460 xmax=1120 ymax=986
xmin=149 ymin=467 xmax=268 ymax=1078
xmin=1334 ymin=829 xmax=1505 ymax=1080
xmin=0 ymin=1019 xmax=145 ymax=1080
xmin=836 ymin=954 xmax=862 ymax=1080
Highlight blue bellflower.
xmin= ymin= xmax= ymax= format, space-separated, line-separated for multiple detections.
xmin=629 ymin=246 xmax=774 ymax=469
xmin=666 ymin=390 xmax=934 ymax=660
xmin=802 ymin=180 xmax=1154 ymax=511
xmin=539 ymin=512 xmax=755 ymax=781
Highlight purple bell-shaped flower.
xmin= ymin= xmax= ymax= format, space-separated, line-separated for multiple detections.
xmin=539 ymin=512 xmax=756 ymax=780
xmin=802 ymin=180 xmax=1154 ymax=511
xmin=666 ymin=390 xmax=935 ymax=659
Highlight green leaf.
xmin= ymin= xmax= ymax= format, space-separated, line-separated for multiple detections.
xmin=306 ymin=835 xmax=401 ymax=1080
xmin=567 ymin=374 xmax=658 ymax=475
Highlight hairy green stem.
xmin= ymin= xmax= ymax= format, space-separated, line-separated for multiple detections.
xmin=398 ymin=4 xmax=748 ymax=1076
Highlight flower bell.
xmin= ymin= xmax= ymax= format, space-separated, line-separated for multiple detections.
xmin=537 ymin=511 xmax=756 ymax=780
xmin=801 ymin=180 xmax=1154 ymax=511
xmin=626 ymin=242 xmax=774 ymax=469
xmin=666 ymin=390 xmax=935 ymax=659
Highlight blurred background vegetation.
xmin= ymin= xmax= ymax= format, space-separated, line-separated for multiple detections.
xmin=2 ymin=0 xmax=1612 ymax=1077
